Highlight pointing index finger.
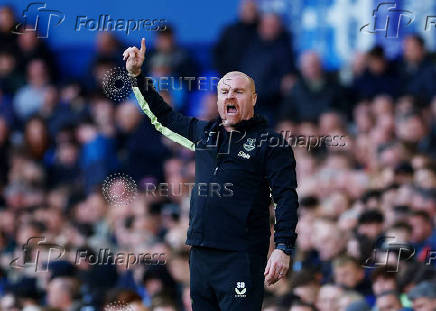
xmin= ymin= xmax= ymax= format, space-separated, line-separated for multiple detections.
xmin=140 ymin=38 xmax=146 ymax=55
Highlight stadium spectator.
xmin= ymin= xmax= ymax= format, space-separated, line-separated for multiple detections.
xmin=13 ymin=59 xmax=50 ymax=122
xmin=213 ymin=0 xmax=259 ymax=76
xmin=145 ymin=26 xmax=198 ymax=80
xmin=46 ymin=277 xmax=80 ymax=311
xmin=317 ymin=284 xmax=343 ymax=311
xmin=0 ymin=6 xmax=18 ymax=51
xmin=407 ymin=281 xmax=436 ymax=311
xmin=239 ymin=12 xmax=294 ymax=118
xmin=281 ymin=51 xmax=344 ymax=123
xmin=375 ymin=290 xmax=404 ymax=311
xmin=396 ymin=34 xmax=436 ymax=105
xmin=332 ymin=256 xmax=372 ymax=298
xmin=352 ymin=46 xmax=399 ymax=100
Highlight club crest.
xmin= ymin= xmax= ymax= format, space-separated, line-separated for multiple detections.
xmin=243 ymin=138 xmax=256 ymax=152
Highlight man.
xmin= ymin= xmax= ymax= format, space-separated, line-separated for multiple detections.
xmin=332 ymin=256 xmax=372 ymax=297
xmin=123 ymin=38 xmax=299 ymax=310
xmin=409 ymin=210 xmax=436 ymax=261
xmin=213 ymin=0 xmax=259 ymax=76
xmin=46 ymin=277 xmax=80 ymax=311
xmin=317 ymin=284 xmax=344 ymax=311
xmin=375 ymin=290 xmax=403 ymax=311
xmin=289 ymin=299 xmax=319 ymax=311
xmin=396 ymin=34 xmax=436 ymax=103
xmin=280 ymin=51 xmax=344 ymax=123
xmin=407 ymin=281 xmax=436 ymax=311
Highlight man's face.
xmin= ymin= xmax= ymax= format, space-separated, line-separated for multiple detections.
xmin=404 ymin=37 xmax=424 ymax=63
xmin=412 ymin=297 xmax=436 ymax=311
xmin=373 ymin=277 xmax=397 ymax=296
xmin=334 ymin=263 xmax=363 ymax=289
xmin=217 ymin=73 xmax=256 ymax=127
xmin=294 ymin=285 xmax=319 ymax=304
xmin=357 ymin=223 xmax=383 ymax=240
xmin=318 ymin=286 xmax=343 ymax=311
xmin=409 ymin=216 xmax=431 ymax=243
xmin=376 ymin=295 xmax=402 ymax=311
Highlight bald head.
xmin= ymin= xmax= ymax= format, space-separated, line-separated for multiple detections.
xmin=218 ymin=71 xmax=256 ymax=93
xmin=217 ymin=71 xmax=257 ymax=130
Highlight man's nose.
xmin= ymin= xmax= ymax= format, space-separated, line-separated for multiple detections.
xmin=226 ymin=90 xmax=236 ymax=99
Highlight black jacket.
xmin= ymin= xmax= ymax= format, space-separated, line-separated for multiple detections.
xmin=133 ymin=74 xmax=299 ymax=254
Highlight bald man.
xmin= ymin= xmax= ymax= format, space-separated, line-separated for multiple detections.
xmin=124 ymin=38 xmax=298 ymax=311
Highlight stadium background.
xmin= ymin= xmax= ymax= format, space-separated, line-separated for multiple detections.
xmin=0 ymin=0 xmax=436 ymax=310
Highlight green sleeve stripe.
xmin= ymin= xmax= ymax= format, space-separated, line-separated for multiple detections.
xmin=133 ymin=87 xmax=196 ymax=151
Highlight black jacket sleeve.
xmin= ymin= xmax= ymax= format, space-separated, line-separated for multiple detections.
xmin=264 ymin=133 xmax=299 ymax=249
xmin=133 ymin=73 xmax=207 ymax=149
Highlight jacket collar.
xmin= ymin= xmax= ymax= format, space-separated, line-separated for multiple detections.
xmin=213 ymin=114 xmax=268 ymax=132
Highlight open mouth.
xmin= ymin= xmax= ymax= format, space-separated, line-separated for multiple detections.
xmin=226 ymin=105 xmax=238 ymax=114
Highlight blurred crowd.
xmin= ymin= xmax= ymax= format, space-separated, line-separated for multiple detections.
xmin=1 ymin=0 xmax=436 ymax=311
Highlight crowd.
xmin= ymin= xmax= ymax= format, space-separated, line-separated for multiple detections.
xmin=1 ymin=0 xmax=436 ymax=310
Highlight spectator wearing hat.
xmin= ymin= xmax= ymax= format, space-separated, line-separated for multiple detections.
xmin=407 ymin=281 xmax=436 ymax=311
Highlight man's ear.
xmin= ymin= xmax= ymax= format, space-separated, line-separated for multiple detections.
xmin=252 ymin=93 xmax=257 ymax=107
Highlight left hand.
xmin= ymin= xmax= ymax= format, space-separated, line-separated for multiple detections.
xmin=264 ymin=249 xmax=291 ymax=286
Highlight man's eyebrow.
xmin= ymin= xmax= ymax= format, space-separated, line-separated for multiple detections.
xmin=219 ymin=86 xmax=246 ymax=91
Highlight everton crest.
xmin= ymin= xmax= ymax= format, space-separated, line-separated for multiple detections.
xmin=243 ymin=138 xmax=256 ymax=152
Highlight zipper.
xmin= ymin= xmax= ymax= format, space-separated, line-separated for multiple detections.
xmin=214 ymin=167 xmax=218 ymax=175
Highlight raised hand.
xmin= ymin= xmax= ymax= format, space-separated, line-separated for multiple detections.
xmin=123 ymin=37 xmax=146 ymax=77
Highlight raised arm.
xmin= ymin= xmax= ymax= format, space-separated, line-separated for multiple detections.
xmin=123 ymin=38 xmax=207 ymax=150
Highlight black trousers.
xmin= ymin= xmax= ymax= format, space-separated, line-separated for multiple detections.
xmin=189 ymin=246 xmax=268 ymax=311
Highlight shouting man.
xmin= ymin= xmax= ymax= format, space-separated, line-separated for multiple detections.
xmin=123 ymin=38 xmax=299 ymax=310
